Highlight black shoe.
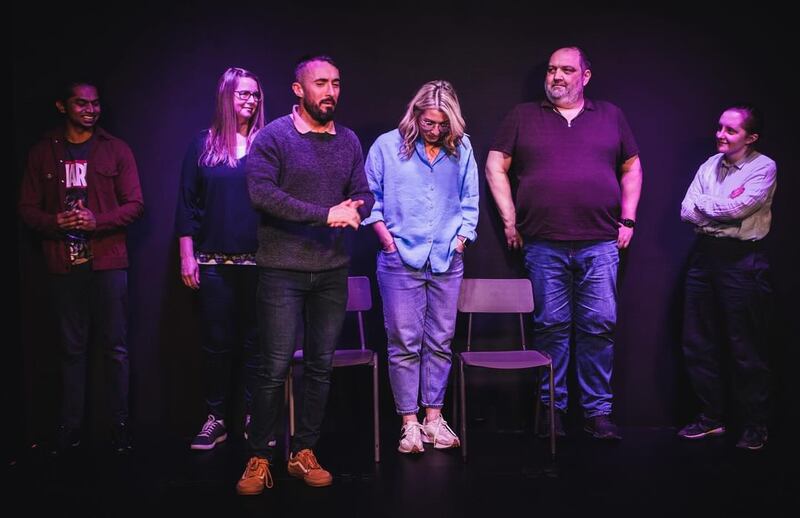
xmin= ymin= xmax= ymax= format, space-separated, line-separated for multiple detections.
xmin=735 ymin=425 xmax=767 ymax=451
xmin=111 ymin=422 xmax=133 ymax=454
xmin=53 ymin=425 xmax=81 ymax=454
xmin=191 ymin=415 xmax=227 ymax=451
xmin=677 ymin=415 xmax=726 ymax=440
xmin=536 ymin=408 xmax=566 ymax=438
xmin=584 ymin=415 xmax=622 ymax=440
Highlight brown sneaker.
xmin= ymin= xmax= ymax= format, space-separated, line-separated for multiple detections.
xmin=236 ymin=456 xmax=273 ymax=495
xmin=287 ymin=449 xmax=333 ymax=487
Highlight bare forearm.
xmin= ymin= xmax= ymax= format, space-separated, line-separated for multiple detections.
xmin=485 ymin=151 xmax=516 ymax=228
xmin=620 ymin=157 xmax=643 ymax=220
xmin=179 ymin=236 xmax=195 ymax=259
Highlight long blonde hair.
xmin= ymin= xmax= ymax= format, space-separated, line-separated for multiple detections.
xmin=199 ymin=67 xmax=265 ymax=167
xmin=397 ymin=80 xmax=466 ymax=160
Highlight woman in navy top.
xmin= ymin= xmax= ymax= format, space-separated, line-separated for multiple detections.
xmin=175 ymin=67 xmax=265 ymax=450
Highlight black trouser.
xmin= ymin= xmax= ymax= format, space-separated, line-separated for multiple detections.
xmin=682 ymin=236 xmax=772 ymax=426
xmin=51 ymin=263 xmax=129 ymax=429
xmin=198 ymin=264 xmax=259 ymax=420
xmin=248 ymin=267 xmax=348 ymax=461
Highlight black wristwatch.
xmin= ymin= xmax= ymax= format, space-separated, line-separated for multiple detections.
xmin=620 ymin=218 xmax=635 ymax=228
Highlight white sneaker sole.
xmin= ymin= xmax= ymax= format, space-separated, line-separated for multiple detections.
xmin=421 ymin=437 xmax=461 ymax=449
xmin=190 ymin=433 xmax=228 ymax=450
xmin=397 ymin=443 xmax=425 ymax=454
xmin=679 ymin=426 xmax=726 ymax=440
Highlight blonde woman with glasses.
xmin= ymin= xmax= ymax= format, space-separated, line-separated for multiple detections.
xmin=364 ymin=80 xmax=479 ymax=454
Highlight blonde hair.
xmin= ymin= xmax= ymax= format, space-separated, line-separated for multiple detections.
xmin=397 ymin=80 xmax=466 ymax=160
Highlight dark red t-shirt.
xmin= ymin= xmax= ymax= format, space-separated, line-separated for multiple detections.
xmin=490 ymin=99 xmax=639 ymax=241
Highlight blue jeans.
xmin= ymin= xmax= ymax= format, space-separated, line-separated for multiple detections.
xmin=377 ymin=251 xmax=463 ymax=415
xmin=50 ymin=263 xmax=129 ymax=429
xmin=523 ymin=240 xmax=618 ymax=418
xmin=249 ymin=267 xmax=348 ymax=460
xmin=198 ymin=264 xmax=260 ymax=421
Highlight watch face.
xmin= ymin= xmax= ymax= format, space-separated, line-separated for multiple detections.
xmin=621 ymin=219 xmax=635 ymax=228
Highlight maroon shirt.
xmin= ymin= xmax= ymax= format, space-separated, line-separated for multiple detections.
xmin=490 ymin=99 xmax=638 ymax=241
xmin=19 ymin=127 xmax=144 ymax=273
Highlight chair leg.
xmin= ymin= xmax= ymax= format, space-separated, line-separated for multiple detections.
xmin=284 ymin=374 xmax=289 ymax=459
xmin=289 ymin=367 xmax=296 ymax=437
xmin=548 ymin=363 xmax=556 ymax=460
xmin=372 ymin=354 xmax=380 ymax=463
xmin=533 ymin=368 xmax=542 ymax=434
xmin=459 ymin=358 xmax=467 ymax=462
xmin=286 ymin=366 xmax=294 ymax=460
xmin=452 ymin=361 xmax=458 ymax=429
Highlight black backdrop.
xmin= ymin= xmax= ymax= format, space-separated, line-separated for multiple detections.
xmin=11 ymin=2 xmax=798 ymax=450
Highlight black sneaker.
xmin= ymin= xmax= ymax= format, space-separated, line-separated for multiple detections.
xmin=53 ymin=425 xmax=81 ymax=454
xmin=191 ymin=415 xmax=227 ymax=450
xmin=677 ymin=415 xmax=726 ymax=440
xmin=111 ymin=422 xmax=133 ymax=454
xmin=735 ymin=425 xmax=767 ymax=451
xmin=584 ymin=414 xmax=622 ymax=440
xmin=536 ymin=408 xmax=566 ymax=438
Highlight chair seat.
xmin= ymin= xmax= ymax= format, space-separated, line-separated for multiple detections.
xmin=459 ymin=350 xmax=550 ymax=370
xmin=293 ymin=349 xmax=376 ymax=367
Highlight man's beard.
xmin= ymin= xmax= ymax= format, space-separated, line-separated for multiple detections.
xmin=545 ymin=82 xmax=581 ymax=105
xmin=304 ymin=97 xmax=336 ymax=124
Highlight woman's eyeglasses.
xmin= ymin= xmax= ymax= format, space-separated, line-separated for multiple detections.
xmin=419 ymin=118 xmax=450 ymax=132
xmin=234 ymin=90 xmax=262 ymax=101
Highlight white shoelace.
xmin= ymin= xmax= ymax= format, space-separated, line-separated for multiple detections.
xmin=426 ymin=418 xmax=457 ymax=444
xmin=198 ymin=415 xmax=223 ymax=437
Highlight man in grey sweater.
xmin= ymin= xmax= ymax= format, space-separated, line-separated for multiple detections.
xmin=237 ymin=55 xmax=374 ymax=494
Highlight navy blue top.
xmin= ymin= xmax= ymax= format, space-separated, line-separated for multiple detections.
xmin=175 ymin=132 xmax=259 ymax=254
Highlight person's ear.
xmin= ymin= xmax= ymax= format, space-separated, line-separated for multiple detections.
xmin=291 ymin=82 xmax=304 ymax=98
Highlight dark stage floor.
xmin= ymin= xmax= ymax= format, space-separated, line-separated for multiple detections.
xmin=8 ymin=423 xmax=793 ymax=517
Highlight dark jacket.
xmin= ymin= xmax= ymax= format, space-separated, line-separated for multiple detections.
xmin=19 ymin=127 xmax=144 ymax=273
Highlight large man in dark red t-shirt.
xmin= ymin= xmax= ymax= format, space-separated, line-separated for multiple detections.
xmin=486 ymin=46 xmax=642 ymax=440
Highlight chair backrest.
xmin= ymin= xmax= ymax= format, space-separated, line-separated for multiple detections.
xmin=457 ymin=278 xmax=534 ymax=351
xmin=347 ymin=276 xmax=372 ymax=350
xmin=346 ymin=276 xmax=372 ymax=312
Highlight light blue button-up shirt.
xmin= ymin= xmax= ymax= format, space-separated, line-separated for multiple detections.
xmin=363 ymin=129 xmax=479 ymax=273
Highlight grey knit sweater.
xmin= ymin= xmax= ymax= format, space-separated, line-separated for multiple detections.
xmin=246 ymin=115 xmax=374 ymax=271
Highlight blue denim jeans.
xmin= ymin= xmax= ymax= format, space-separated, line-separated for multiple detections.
xmin=198 ymin=264 xmax=260 ymax=421
xmin=523 ymin=240 xmax=618 ymax=417
xmin=50 ymin=263 xmax=129 ymax=429
xmin=249 ymin=267 xmax=348 ymax=460
xmin=377 ymin=250 xmax=463 ymax=415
